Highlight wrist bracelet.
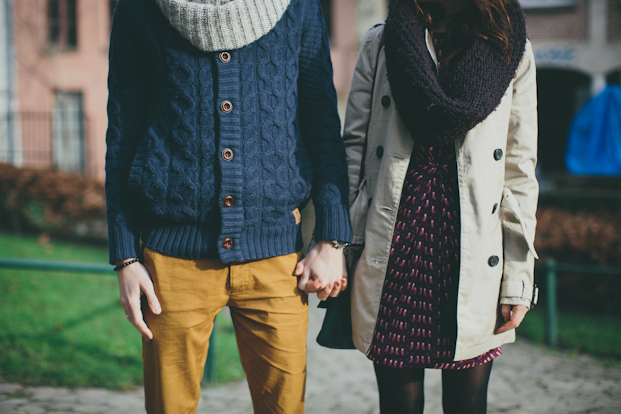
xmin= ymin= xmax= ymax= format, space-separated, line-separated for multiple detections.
xmin=113 ymin=258 xmax=141 ymax=272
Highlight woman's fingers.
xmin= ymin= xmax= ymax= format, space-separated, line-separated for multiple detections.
xmin=496 ymin=305 xmax=529 ymax=334
xmin=306 ymin=277 xmax=324 ymax=293
xmin=317 ymin=283 xmax=333 ymax=301
xmin=329 ymin=280 xmax=342 ymax=298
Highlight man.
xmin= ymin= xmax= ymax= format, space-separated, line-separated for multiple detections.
xmin=105 ymin=0 xmax=352 ymax=413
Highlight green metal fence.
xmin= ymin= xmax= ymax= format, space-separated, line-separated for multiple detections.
xmin=0 ymin=257 xmax=218 ymax=384
xmin=3 ymin=255 xmax=621 ymax=365
xmin=535 ymin=259 xmax=621 ymax=347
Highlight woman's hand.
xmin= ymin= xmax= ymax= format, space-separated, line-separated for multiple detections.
xmin=495 ymin=304 xmax=528 ymax=334
xmin=116 ymin=259 xmax=161 ymax=341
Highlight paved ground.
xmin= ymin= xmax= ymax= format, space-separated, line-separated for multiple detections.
xmin=1 ymin=295 xmax=620 ymax=414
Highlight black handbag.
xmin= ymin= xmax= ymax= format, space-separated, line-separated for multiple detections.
xmin=316 ymin=246 xmax=363 ymax=349
xmin=316 ymin=27 xmax=385 ymax=350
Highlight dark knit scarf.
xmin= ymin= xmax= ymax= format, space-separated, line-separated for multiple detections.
xmin=384 ymin=0 xmax=527 ymax=145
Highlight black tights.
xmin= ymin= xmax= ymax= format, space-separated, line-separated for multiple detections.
xmin=374 ymin=360 xmax=493 ymax=414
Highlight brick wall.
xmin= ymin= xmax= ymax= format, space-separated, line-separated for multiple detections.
xmin=608 ymin=0 xmax=621 ymax=42
xmin=524 ymin=0 xmax=588 ymax=42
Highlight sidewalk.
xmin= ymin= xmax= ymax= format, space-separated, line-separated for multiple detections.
xmin=1 ymin=295 xmax=620 ymax=413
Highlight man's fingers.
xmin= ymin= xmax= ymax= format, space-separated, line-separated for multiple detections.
xmin=340 ymin=277 xmax=348 ymax=291
xmin=128 ymin=300 xmax=153 ymax=340
xmin=294 ymin=260 xmax=305 ymax=277
xmin=142 ymin=282 xmax=162 ymax=315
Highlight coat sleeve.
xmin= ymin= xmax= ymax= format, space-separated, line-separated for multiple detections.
xmin=105 ymin=1 xmax=150 ymax=264
xmin=298 ymin=0 xmax=352 ymax=243
xmin=500 ymin=40 xmax=539 ymax=308
xmin=342 ymin=25 xmax=383 ymax=207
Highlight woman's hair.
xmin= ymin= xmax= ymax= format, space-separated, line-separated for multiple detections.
xmin=411 ymin=0 xmax=514 ymax=63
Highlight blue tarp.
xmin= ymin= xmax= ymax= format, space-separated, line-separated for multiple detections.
xmin=565 ymin=85 xmax=621 ymax=175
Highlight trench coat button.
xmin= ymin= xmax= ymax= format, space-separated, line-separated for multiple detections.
xmin=222 ymin=148 xmax=234 ymax=161
xmin=223 ymin=195 xmax=235 ymax=207
xmin=381 ymin=95 xmax=391 ymax=108
xmin=219 ymin=51 xmax=231 ymax=63
xmin=221 ymin=100 xmax=233 ymax=113
xmin=368 ymin=197 xmax=373 ymax=208
xmin=494 ymin=148 xmax=503 ymax=161
xmin=492 ymin=203 xmax=498 ymax=214
xmin=488 ymin=255 xmax=500 ymax=267
xmin=376 ymin=146 xmax=384 ymax=158
xmin=222 ymin=238 xmax=233 ymax=249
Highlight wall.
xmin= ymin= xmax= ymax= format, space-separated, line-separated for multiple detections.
xmin=13 ymin=0 xmax=110 ymax=179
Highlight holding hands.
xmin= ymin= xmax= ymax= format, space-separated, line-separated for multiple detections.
xmin=295 ymin=240 xmax=348 ymax=301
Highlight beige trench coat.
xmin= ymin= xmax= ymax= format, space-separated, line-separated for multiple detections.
xmin=344 ymin=24 xmax=539 ymax=361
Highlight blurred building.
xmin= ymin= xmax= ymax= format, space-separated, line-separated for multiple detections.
xmin=330 ymin=0 xmax=621 ymax=175
xmin=0 ymin=0 xmax=619 ymax=179
xmin=0 ymin=0 xmax=115 ymax=180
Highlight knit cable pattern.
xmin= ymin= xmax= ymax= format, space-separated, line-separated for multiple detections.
xmin=105 ymin=0 xmax=351 ymax=264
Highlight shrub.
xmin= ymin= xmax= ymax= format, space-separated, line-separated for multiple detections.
xmin=0 ymin=163 xmax=106 ymax=240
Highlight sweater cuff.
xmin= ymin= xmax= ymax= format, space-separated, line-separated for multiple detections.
xmin=108 ymin=224 xmax=141 ymax=264
xmin=313 ymin=203 xmax=353 ymax=243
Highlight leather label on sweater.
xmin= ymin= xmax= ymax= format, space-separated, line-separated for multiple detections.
xmin=292 ymin=208 xmax=302 ymax=225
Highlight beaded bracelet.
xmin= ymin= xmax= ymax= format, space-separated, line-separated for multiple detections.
xmin=113 ymin=258 xmax=141 ymax=272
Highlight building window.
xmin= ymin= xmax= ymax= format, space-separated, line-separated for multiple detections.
xmin=53 ymin=92 xmax=84 ymax=173
xmin=48 ymin=0 xmax=77 ymax=49
xmin=109 ymin=0 xmax=118 ymax=30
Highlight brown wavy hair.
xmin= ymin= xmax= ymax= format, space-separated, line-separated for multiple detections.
xmin=411 ymin=0 xmax=515 ymax=63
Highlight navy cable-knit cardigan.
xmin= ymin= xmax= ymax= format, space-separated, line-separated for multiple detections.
xmin=105 ymin=0 xmax=352 ymax=264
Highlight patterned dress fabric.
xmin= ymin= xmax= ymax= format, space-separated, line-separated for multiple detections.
xmin=367 ymin=33 xmax=501 ymax=370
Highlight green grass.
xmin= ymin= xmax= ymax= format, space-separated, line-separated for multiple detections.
xmin=0 ymin=232 xmax=244 ymax=388
xmin=517 ymin=309 xmax=621 ymax=360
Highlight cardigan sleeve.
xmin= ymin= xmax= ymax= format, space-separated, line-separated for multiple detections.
xmin=298 ymin=0 xmax=352 ymax=243
xmin=500 ymin=40 xmax=539 ymax=308
xmin=105 ymin=1 xmax=150 ymax=264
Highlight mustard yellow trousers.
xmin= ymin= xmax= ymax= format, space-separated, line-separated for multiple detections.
xmin=142 ymin=247 xmax=308 ymax=414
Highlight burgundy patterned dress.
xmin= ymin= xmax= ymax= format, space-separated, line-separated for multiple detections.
xmin=367 ymin=33 xmax=502 ymax=370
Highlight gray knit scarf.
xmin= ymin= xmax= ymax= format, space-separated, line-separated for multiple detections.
xmin=155 ymin=0 xmax=290 ymax=52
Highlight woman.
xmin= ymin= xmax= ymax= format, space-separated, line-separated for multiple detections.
xmin=343 ymin=0 xmax=538 ymax=412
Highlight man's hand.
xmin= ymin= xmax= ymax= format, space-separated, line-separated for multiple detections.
xmin=116 ymin=259 xmax=161 ymax=341
xmin=495 ymin=304 xmax=528 ymax=334
xmin=294 ymin=241 xmax=348 ymax=301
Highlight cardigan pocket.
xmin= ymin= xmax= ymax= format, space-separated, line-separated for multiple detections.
xmin=500 ymin=186 xmax=538 ymax=259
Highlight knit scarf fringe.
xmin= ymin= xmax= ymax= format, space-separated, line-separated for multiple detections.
xmin=384 ymin=0 xmax=527 ymax=145
xmin=155 ymin=0 xmax=290 ymax=52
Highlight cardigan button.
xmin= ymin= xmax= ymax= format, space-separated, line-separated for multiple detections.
xmin=221 ymin=100 xmax=233 ymax=113
xmin=219 ymin=51 xmax=231 ymax=63
xmin=222 ymin=148 xmax=234 ymax=161
xmin=376 ymin=146 xmax=384 ymax=158
xmin=223 ymin=195 xmax=235 ymax=207
xmin=493 ymin=148 xmax=503 ymax=161
xmin=222 ymin=238 xmax=234 ymax=249
xmin=381 ymin=95 xmax=391 ymax=108
xmin=492 ymin=203 xmax=498 ymax=214
xmin=488 ymin=255 xmax=500 ymax=267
